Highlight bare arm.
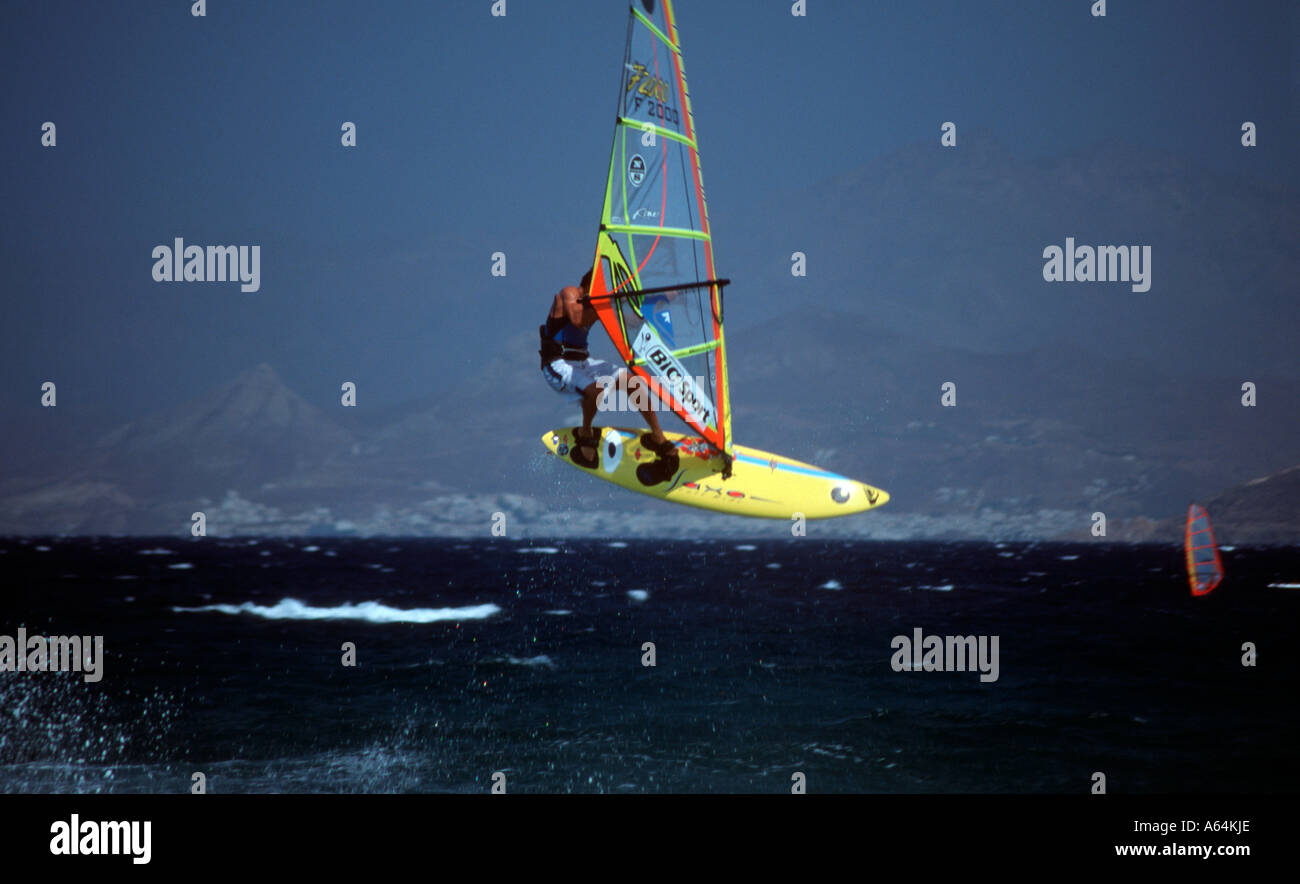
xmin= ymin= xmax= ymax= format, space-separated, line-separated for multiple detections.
xmin=553 ymin=286 xmax=585 ymax=326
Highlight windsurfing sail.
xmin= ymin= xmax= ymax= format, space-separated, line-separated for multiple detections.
xmin=1184 ymin=504 xmax=1224 ymax=596
xmin=586 ymin=0 xmax=732 ymax=461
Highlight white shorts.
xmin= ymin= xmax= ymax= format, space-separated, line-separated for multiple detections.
xmin=542 ymin=357 xmax=619 ymax=401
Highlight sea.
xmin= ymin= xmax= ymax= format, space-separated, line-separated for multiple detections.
xmin=1 ymin=537 xmax=1297 ymax=794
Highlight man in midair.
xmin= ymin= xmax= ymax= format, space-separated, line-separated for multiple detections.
xmin=540 ymin=269 xmax=676 ymax=475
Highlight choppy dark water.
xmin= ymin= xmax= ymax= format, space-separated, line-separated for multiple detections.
xmin=1 ymin=537 xmax=1297 ymax=794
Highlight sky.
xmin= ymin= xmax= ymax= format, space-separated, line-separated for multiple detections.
xmin=0 ymin=0 xmax=1295 ymax=419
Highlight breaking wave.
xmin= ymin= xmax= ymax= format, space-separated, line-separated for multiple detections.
xmin=172 ymin=598 xmax=501 ymax=623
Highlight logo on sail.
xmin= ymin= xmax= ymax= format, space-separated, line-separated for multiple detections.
xmin=628 ymin=154 xmax=646 ymax=186
xmin=626 ymin=61 xmax=680 ymax=124
xmin=631 ymin=326 xmax=715 ymax=430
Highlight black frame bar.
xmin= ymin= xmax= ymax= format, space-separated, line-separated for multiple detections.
xmin=580 ymin=278 xmax=730 ymax=303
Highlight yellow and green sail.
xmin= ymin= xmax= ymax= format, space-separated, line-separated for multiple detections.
xmin=587 ymin=0 xmax=731 ymax=459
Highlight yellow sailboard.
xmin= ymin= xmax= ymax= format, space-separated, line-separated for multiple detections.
xmin=543 ymin=426 xmax=888 ymax=519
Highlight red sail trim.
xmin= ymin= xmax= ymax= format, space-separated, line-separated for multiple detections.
xmin=590 ymin=253 xmax=635 ymax=360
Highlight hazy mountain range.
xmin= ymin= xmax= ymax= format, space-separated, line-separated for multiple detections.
xmin=1 ymin=335 xmax=1293 ymax=541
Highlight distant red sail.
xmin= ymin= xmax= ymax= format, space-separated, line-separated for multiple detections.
xmin=1184 ymin=504 xmax=1224 ymax=596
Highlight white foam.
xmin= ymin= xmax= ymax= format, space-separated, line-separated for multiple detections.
xmin=734 ymin=544 xmax=757 ymax=551
xmin=167 ymin=562 xmax=194 ymax=570
xmin=1268 ymin=583 xmax=1300 ymax=589
xmin=819 ymin=580 xmax=842 ymax=590
xmin=1058 ymin=555 xmax=1080 ymax=561
xmin=544 ymin=609 xmax=573 ymax=616
xmin=138 ymin=548 xmax=174 ymax=555
xmin=1220 ymin=545 xmax=1236 ymax=551
xmin=626 ymin=589 xmax=649 ymax=602
xmin=173 ymin=598 xmax=501 ymax=623
xmin=506 ymin=654 xmax=556 ymax=668
xmin=919 ymin=584 xmax=954 ymax=592
xmin=998 ymin=552 xmax=1016 ymax=558
xmin=608 ymin=542 xmax=629 ymax=548
xmin=518 ymin=547 xmax=560 ymax=554
xmin=765 ymin=563 xmax=781 ymax=570
xmin=303 ymin=545 xmax=320 ymax=552
xmin=35 ymin=546 xmax=51 ymax=552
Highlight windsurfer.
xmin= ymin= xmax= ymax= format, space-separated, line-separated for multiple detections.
xmin=540 ymin=270 xmax=677 ymax=473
